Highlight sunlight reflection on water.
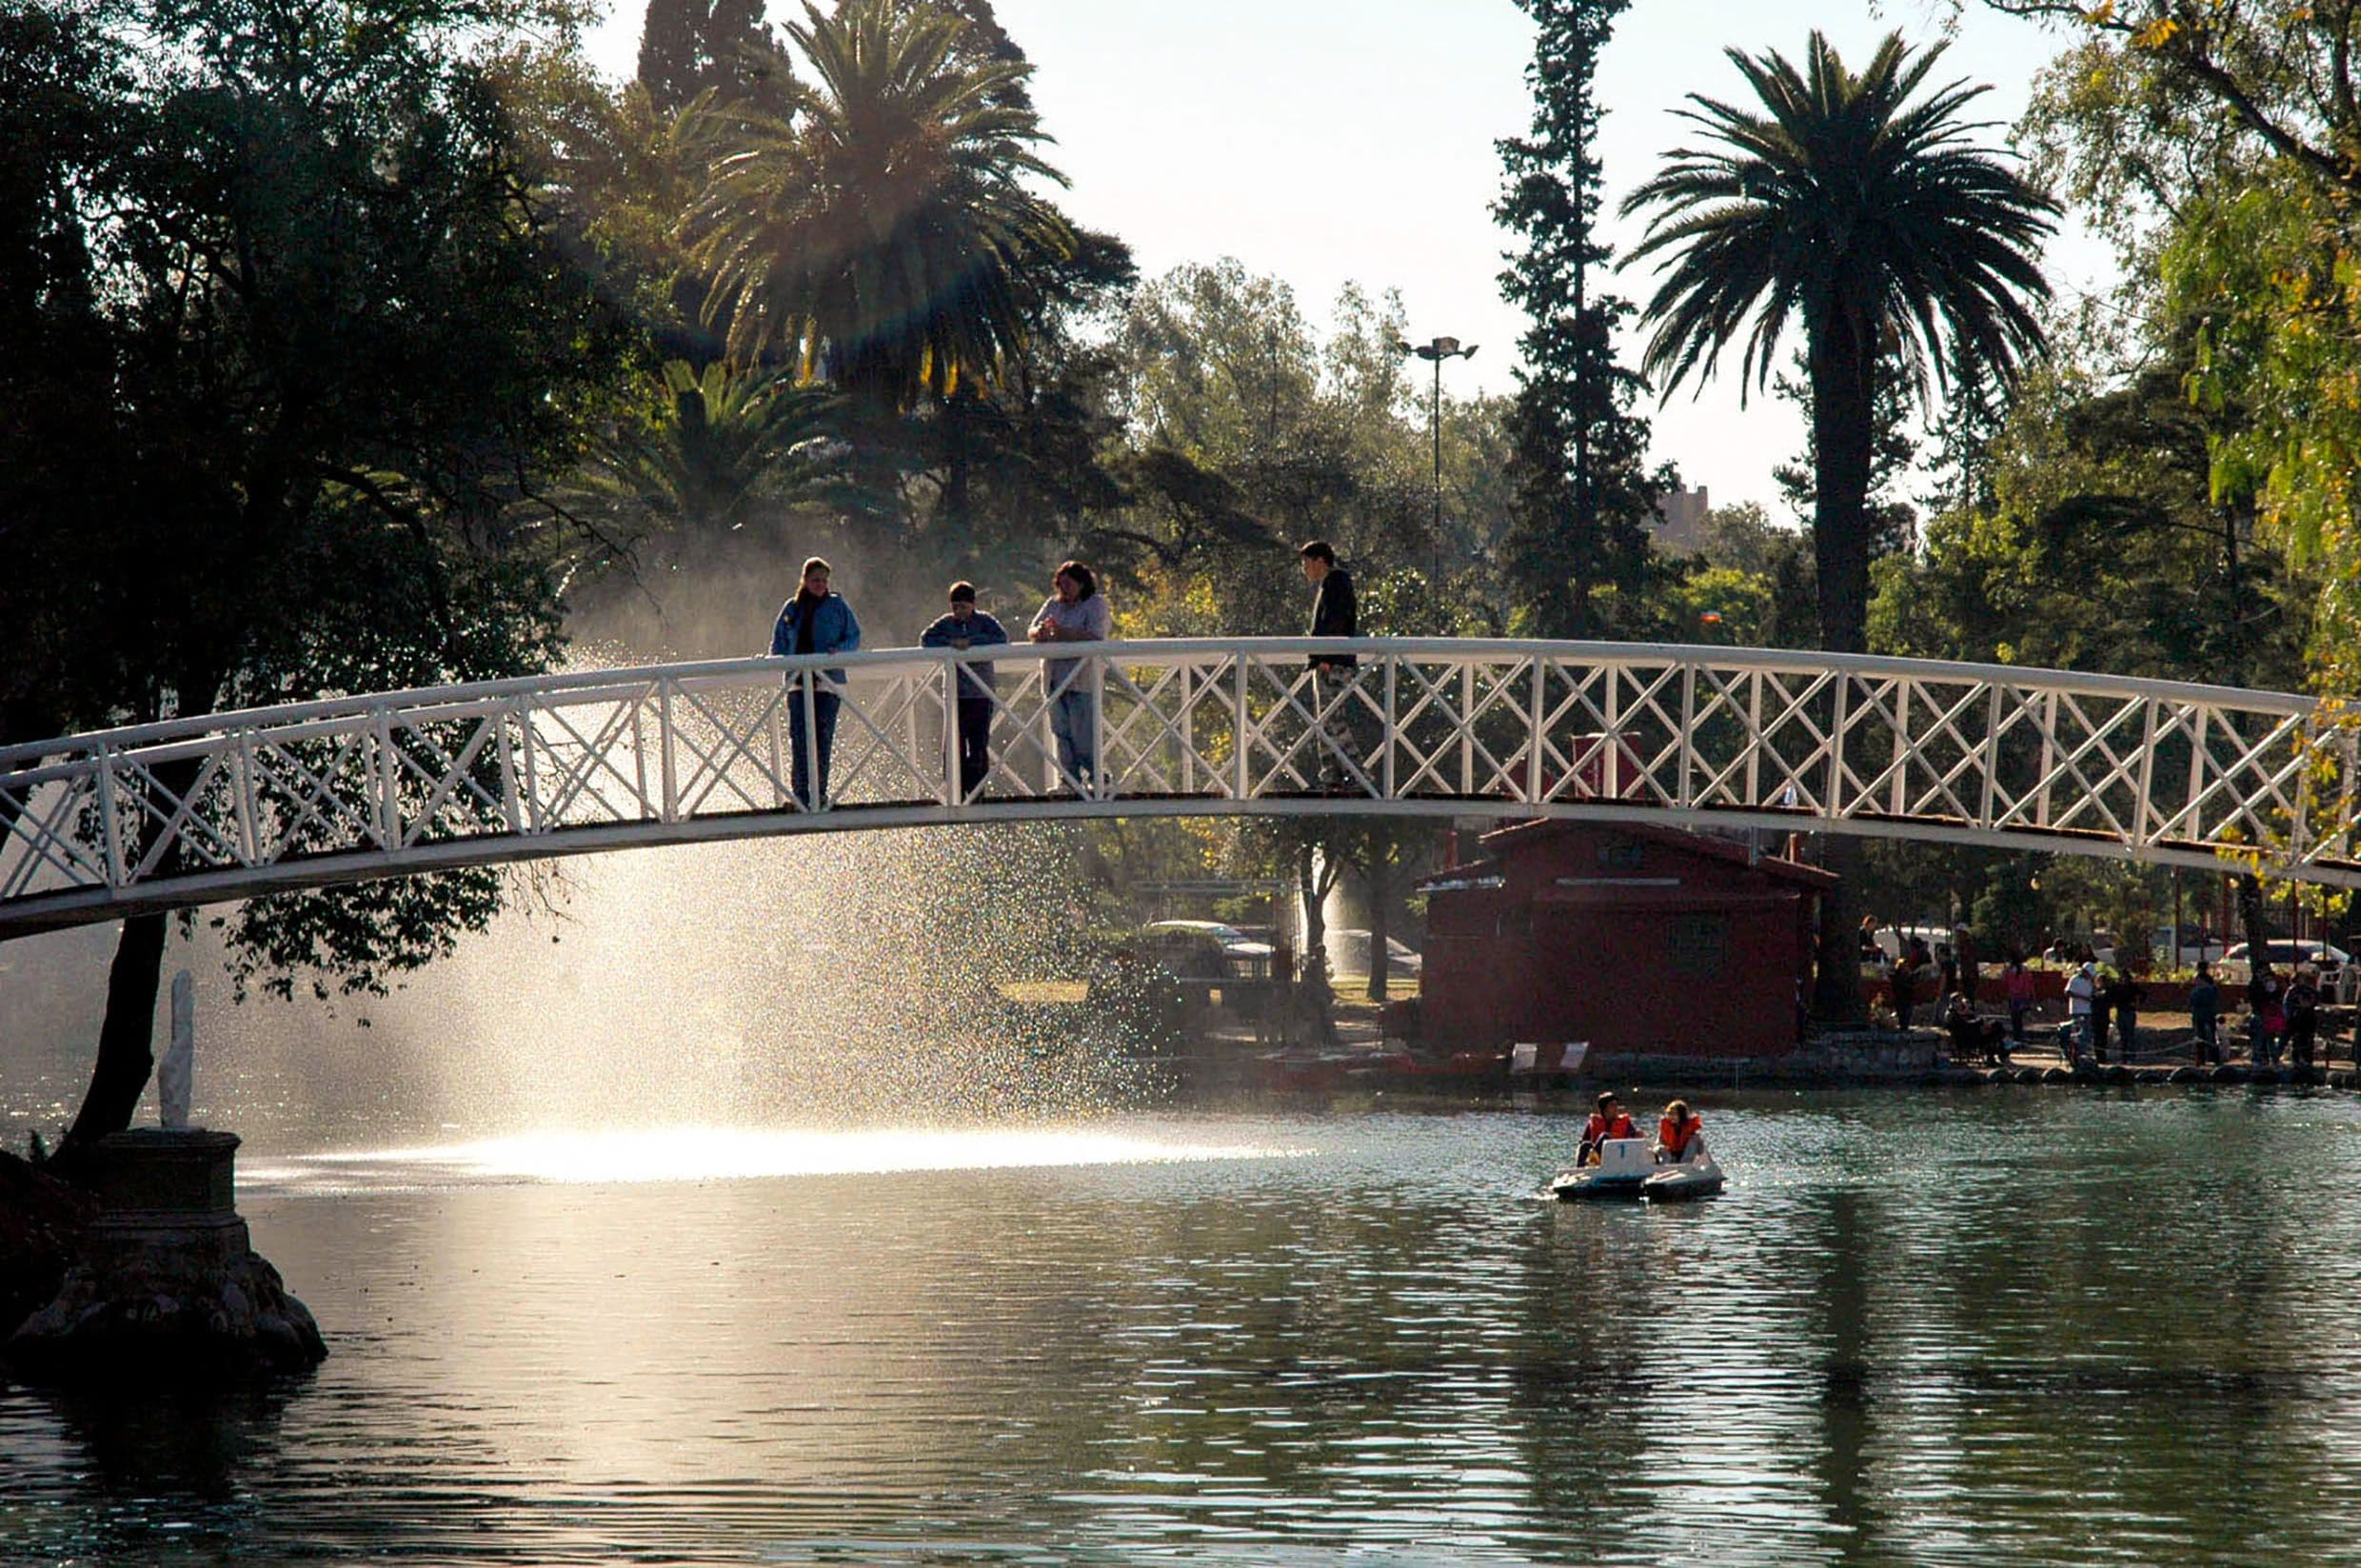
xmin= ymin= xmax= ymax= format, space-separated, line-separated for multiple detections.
xmin=244 ymin=1124 xmax=1315 ymax=1190
xmin=13 ymin=1097 xmax=2361 ymax=1566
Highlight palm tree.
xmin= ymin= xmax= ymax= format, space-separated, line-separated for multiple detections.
xmin=572 ymin=358 xmax=851 ymax=561
xmin=1621 ymin=32 xmax=2055 ymax=1022
xmin=684 ymin=0 xmax=1076 ymax=413
xmin=1620 ymin=30 xmax=2057 ymax=654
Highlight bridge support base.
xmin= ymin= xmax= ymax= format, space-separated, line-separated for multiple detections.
xmin=5 ymin=1129 xmax=325 ymax=1382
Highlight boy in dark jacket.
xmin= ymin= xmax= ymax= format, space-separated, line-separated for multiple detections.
xmin=920 ymin=582 xmax=1010 ymax=799
xmin=1300 ymin=540 xmax=1359 ymax=788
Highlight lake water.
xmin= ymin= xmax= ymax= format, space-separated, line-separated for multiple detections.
xmin=6 ymin=1088 xmax=2361 ymax=1565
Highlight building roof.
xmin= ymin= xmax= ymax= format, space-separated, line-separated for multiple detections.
xmin=1473 ymin=818 xmax=1839 ymax=890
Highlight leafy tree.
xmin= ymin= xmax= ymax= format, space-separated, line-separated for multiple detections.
xmin=1992 ymin=7 xmax=2361 ymax=940
xmin=0 ymin=5 xmax=126 ymax=754
xmin=0 ymin=0 xmax=626 ymax=1164
xmin=1619 ymin=30 xmax=2058 ymax=1018
xmin=686 ymin=0 xmax=1077 ymax=412
xmin=1645 ymin=564 xmax=1777 ymax=646
xmin=1979 ymin=0 xmax=2361 ymax=695
xmin=1494 ymin=0 xmax=1662 ymax=636
xmin=1871 ymin=347 xmax=2323 ymax=960
xmin=1664 ymin=500 xmax=1817 ymax=648
xmin=1978 ymin=2 xmax=2361 ymax=202
xmin=1872 ymin=362 xmax=2312 ymax=685
xmin=1919 ymin=350 xmax=2010 ymax=519
xmin=933 ymin=0 xmax=1033 ymax=110
xmin=636 ymin=0 xmax=794 ymax=117
xmin=1105 ymin=263 xmax=1426 ymax=632
xmin=1612 ymin=501 xmax=1817 ymax=651
xmin=918 ymin=224 xmax=1137 ymax=552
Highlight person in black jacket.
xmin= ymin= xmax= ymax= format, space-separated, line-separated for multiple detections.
xmin=920 ymin=582 xmax=1010 ymax=799
xmin=2287 ymin=965 xmax=2321 ymax=1069
xmin=2102 ymin=966 xmax=2145 ymax=1061
xmin=1300 ymin=540 xmax=1359 ymax=789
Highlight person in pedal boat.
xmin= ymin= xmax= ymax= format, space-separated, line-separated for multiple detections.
xmin=1578 ymin=1092 xmax=1637 ymax=1165
xmin=1656 ymin=1100 xmax=1704 ymax=1164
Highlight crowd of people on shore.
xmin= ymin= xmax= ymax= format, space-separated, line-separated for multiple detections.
xmin=1864 ymin=917 xmax=2337 ymax=1070
xmin=765 ymin=542 xmax=1358 ymax=806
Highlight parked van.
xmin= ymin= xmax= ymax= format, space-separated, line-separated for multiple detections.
xmin=1867 ymin=924 xmax=1954 ymax=963
xmin=2218 ymin=941 xmax=2350 ymax=983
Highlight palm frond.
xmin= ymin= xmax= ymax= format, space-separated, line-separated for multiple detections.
xmin=1622 ymin=27 xmax=2058 ymax=402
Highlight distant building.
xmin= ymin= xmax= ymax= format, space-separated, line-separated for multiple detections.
xmin=1419 ymin=820 xmax=1835 ymax=1061
xmin=1652 ymin=486 xmax=1710 ymax=554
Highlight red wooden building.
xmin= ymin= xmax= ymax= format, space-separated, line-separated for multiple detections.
xmin=1419 ymin=821 xmax=1835 ymax=1060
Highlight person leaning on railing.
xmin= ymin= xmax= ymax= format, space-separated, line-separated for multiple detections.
xmin=1028 ymin=560 xmax=1110 ymax=790
xmin=920 ymin=582 xmax=1009 ymax=800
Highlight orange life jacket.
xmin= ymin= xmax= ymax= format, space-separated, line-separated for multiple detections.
xmin=1658 ymin=1114 xmax=1702 ymax=1159
xmin=1586 ymin=1111 xmax=1637 ymax=1143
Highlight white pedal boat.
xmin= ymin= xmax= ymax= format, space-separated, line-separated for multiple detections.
xmin=1552 ymin=1137 xmax=1725 ymax=1202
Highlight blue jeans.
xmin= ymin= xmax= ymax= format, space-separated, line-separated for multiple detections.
xmin=787 ymin=687 xmax=840 ymax=808
xmin=1048 ymin=688 xmax=1097 ymax=788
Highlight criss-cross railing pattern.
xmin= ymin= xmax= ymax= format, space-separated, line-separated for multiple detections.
xmin=1 ymin=639 xmax=2353 ymax=935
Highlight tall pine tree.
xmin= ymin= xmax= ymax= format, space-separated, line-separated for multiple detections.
xmin=1494 ymin=0 xmax=1661 ymax=636
xmin=637 ymin=0 xmax=793 ymax=116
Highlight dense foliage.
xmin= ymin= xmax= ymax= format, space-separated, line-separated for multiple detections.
xmin=0 ymin=0 xmax=631 ymax=1153
xmin=1974 ymin=0 xmax=2361 ymax=696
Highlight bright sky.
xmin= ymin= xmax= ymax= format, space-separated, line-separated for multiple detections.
xmin=583 ymin=0 xmax=2107 ymax=514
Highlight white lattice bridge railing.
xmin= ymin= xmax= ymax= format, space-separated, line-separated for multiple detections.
xmin=2 ymin=639 xmax=2355 ymax=937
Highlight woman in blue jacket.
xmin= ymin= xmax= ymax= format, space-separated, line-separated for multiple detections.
xmin=770 ymin=557 xmax=861 ymax=807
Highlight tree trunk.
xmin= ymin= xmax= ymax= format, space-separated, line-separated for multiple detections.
xmin=1803 ymin=321 xmax=1877 ymax=1022
xmin=1812 ymin=837 xmax=1869 ymax=1023
xmin=1296 ymin=845 xmax=1338 ymax=1047
xmin=2235 ymin=872 xmax=2269 ymax=963
xmin=58 ymin=912 xmax=169 ymax=1161
xmin=1808 ymin=324 xmax=1876 ymax=657
xmin=54 ymin=752 xmax=206 ymax=1168
xmin=1364 ymin=858 xmax=1391 ymax=1003
xmin=942 ymin=387 xmax=975 ymax=538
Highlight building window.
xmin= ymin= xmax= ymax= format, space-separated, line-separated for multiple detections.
xmin=1669 ymin=913 xmax=1727 ymax=978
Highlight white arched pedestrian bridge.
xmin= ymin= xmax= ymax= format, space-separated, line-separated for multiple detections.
xmin=2 ymin=638 xmax=2354 ymax=937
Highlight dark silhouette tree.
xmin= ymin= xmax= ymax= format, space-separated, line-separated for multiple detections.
xmin=1620 ymin=31 xmax=2056 ymax=1017
xmin=0 ymin=0 xmax=625 ymax=1165
xmin=637 ymin=0 xmax=794 ymax=117
xmin=1494 ymin=0 xmax=1661 ymax=636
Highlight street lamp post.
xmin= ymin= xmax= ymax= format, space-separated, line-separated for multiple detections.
xmin=1396 ymin=334 xmax=1478 ymax=581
